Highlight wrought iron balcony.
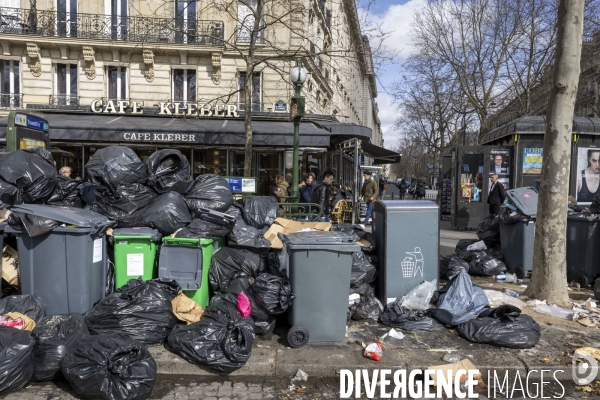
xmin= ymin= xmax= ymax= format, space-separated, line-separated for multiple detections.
xmin=0 ymin=93 xmax=23 ymax=109
xmin=234 ymin=25 xmax=265 ymax=44
xmin=49 ymin=95 xmax=79 ymax=107
xmin=0 ymin=7 xmax=224 ymax=46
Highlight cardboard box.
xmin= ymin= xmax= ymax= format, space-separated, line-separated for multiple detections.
xmin=263 ymin=218 xmax=332 ymax=249
xmin=2 ymin=245 xmax=19 ymax=287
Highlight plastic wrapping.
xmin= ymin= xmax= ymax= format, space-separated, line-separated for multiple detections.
xmin=0 ymin=295 xmax=45 ymax=323
xmin=380 ymin=300 xmax=445 ymax=331
xmin=267 ymin=249 xmax=288 ymax=277
xmin=85 ymin=278 xmax=180 ymax=345
xmin=498 ymin=206 xmax=524 ymax=224
xmin=32 ymin=314 xmax=89 ymax=382
xmin=251 ymin=273 xmax=294 ymax=315
xmin=7 ymin=211 xmax=59 ymax=237
xmin=185 ymin=174 xmax=233 ymax=213
xmin=227 ymin=219 xmax=271 ymax=255
xmin=349 ymin=287 xmax=383 ymax=321
xmin=477 ymin=215 xmax=500 ymax=245
xmin=210 ymin=277 xmax=269 ymax=323
xmin=93 ymin=183 xmax=157 ymax=227
xmin=430 ymin=270 xmax=490 ymax=326
xmin=175 ymin=218 xmax=230 ymax=240
xmin=146 ymin=149 xmax=192 ymax=194
xmin=455 ymin=239 xmax=479 ymax=260
xmin=240 ymin=196 xmax=280 ymax=229
xmin=138 ymin=192 xmax=192 ymax=235
xmin=457 ymin=306 xmax=541 ymax=348
xmin=209 ymin=247 xmax=265 ymax=291
xmin=439 ymin=255 xmax=469 ymax=280
xmin=469 ymin=251 xmax=507 ymax=276
xmin=333 ymin=223 xmax=376 ymax=248
xmin=350 ymin=252 xmax=377 ymax=290
xmin=400 ymin=280 xmax=437 ymax=310
xmin=0 ymin=326 xmax=35 ymax=395
xmin=60 ymin=334 xmax=156 ymax=400
xmin=0 ymin=149 xmax=57 ymax=205
xmin=47 ymin=175 xmax=83 ymax=207
xmin=224 ymin=204 xmax=244 ymax=220
xmin=85 ymin=146 xmax=148 ymax=191
xmin=165 ymin=302 xmax=254 ymax=373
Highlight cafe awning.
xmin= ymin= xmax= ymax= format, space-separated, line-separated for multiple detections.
xmin=360 ymin=142 xmax=401 ymax=164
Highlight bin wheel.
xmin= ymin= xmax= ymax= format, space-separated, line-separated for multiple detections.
xmin=515 ymin=267 xmax=525 ymax=279
xmin=576 ymin=272 xmax=589 ymax=288
xmin=287 ymin=326 xmax=309 ymax=348
xmin=594 ymin=279 xmax=600 ymax=301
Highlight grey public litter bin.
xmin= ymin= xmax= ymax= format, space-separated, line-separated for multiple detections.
xmin=499 ymin=187 xmax=538 ymax=278
xmin=372 ymin=200 xmax=439 ymax=305
xmin=282 ymin=231 xmax=359 ymax=347
xmin=566 ymin=215 xmax=600 ymax=287
xmin=5 ymin=204 xmax=114 ymax=316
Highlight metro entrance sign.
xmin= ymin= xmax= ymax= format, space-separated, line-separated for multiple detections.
xmin=6 ymin=112 xmax=50 ymax=152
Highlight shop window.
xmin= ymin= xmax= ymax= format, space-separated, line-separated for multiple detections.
xmin=238 ymin=71 xmax=261 ymax=112
xmin=459 ymin=152 xmax=484 ymax=203
xmin=54 ymin=63 xmax=78 ymax=106
xmin=107 ymin=66 xmax=128 ymax=100
xmin=172 ymin=69 xmax=197 ymax=103
xmin=193 ymin=149 xmax=226 ymax=176
xmin=0 ymin=59 xmax=20 ymax=108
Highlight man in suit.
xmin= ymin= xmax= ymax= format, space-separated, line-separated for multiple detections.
xmin=488 ymin=174 xmax=506 ymax=215
xmin=490 ymin=154 xmax=508 ymax=174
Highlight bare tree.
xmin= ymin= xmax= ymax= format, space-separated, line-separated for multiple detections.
xmin=525 ymin=0 xmax=585 ymax=306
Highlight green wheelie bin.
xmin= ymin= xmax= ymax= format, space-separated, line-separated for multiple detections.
xmin=113 ymin=228 xmax=162 ymax=289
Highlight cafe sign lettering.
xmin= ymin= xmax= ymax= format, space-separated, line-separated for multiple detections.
xmin=90 ymin=99 xmax=239 ymax=117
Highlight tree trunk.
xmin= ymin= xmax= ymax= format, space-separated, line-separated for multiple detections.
xmin=243 ymin=61 xmax=253 ymax=177
xmin=524 ymin=0 xmax=585 ymax=307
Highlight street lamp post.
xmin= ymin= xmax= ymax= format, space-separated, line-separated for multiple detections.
xmin=289 ymin=59 xmax=308 ymax=203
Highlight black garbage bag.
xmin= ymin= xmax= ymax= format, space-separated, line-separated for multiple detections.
xmin=591 ymin=193 xmax=600 ymax=214
xmin=254 ymin=316 xmax=276 ymax=336
xmin=32 ymin=314 xmax=89 ymax=382
xmin=60 ymin=334 xmax=156 ymax=400
xmin=146 ymin=149 xmax=192 ymax=194
xmin=85 ymin=278 xmax=180 ymax=345
xmin=455 ymin=239 xmax=479 ymax=260
xmin=7 ymin=211 xmax=59 ymax=237
xmin=477 ymin=215 xmax=500 ymax=245
xmin=439 ymin=255 xmax=469 ymax=280
xmin=209 ymin=247 xmax=265 ymax=291
xmin=350 ymin=252 xmax=377 ymax=290
xmin=138 ymin=192 xmax=192 ymax=235
xmin=185 ymin=174 xmax=233 ymax=213
xmin=457 ymin=306 xmax=541 ymax=348
xmin=251 ymin=273 xmax=294 ymax=315
xmin=333 ymin=223 xmax=376 ymax=249
xmin=224 ymin=204 xmax=243 ymax=219
xmin=349 ymin=286 xmax=383 ymax=321
xmin=380 ymin=300 xmax=445 ymax=331
xmin=0 ymin=149 xmax=57 ymax=205
xmin=0 ymin=294 xmax=45 ymax=323
xmin=469 ymin=251 xmax=507 ymax=276
xmin=165 ymin=302 xmax=254 ymax=374
xmin=242 ymin=196 xmax=279 ymax=229
xmin=211 ymin=277 xmax=270 ymax=322
xmin=498 ymin=206 xmax=524 ymax=224
xmin=47 ymin=175 xmax=83 ymax=207
xmin=0 ymin=326 xmax=34 ymax=395
xmin=175 ymin=218 xmax=230 ymax=240
xmin=267 ymin=250 xmax=288 ymax=278
xmin=93 ymin=184 xmax=157 ymax=227
xmin=483 ymin=247 xmax=504 ymax=260
xmin=228 ymin=219 xmax=271 ymax=255
xmin=430 ymin=270 xmax=489 ymax=326
xmin=85 ymin=146 xmax=148 ymax=191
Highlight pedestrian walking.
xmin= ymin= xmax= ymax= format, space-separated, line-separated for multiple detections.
xmin=415 ymin=179 xmax=426 ymax=200
xmin=488 ymin=174 xmax=507 ymax=215
xmin=359 ymin=171 xmax=378 ymax=225
xmin=311 ymin=171 xmax=335 ymax=221
xmin=379 ymin=178 xmax=387 ymax=201
xmin=398 ymin=179 xmax=407 ymax=200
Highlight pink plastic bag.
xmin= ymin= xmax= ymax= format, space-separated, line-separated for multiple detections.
xmin=237 ymin=292 xmax=252 ymax=318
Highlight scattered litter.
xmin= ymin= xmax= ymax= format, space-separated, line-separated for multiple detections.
xmin=574 ymin=347 xmax=600 ymax=361
xmin=466 ymin=240 xmax=487 ymax=251
xmin=576 ymin=316 xmax=596 ymax=327
xmin=400 ymin=280 xmax=437 ymax=311
xmin=292 ymin=369 xmax=308 ymax=382
xmin=541 ymin=358 xmax=550 ymax=364
xmin=442 ymin=352 xmax=461 ymax=363
xmin=585 ymin=299 xmax=597 ymax=311
xmin=296 ymin=387 xmax=307 ymax=393
xmin=427 ymin=359 xmax=483 ymax=389
xmin=348 ymin=294 xmax=361 ymax=305
xmin=381 ymin=328 xmax=404 ymax=340
xmin=504 ymin=273 xmax=517 ymax=283
xmin=533 ymin=304 xmax=574 ymax=320
xmin=519 ymin=348 xmax=538 ymax=356
xmin=483 ymin=289 xmax=525 ymax=308
xmin=364 ymin=342 xmax=383 ymax=361
xmin=504 ymin=289 xmax=519 ymax=297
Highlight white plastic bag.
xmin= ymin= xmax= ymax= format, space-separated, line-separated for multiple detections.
xmin=533 ymin=304 xmax=573 ymax=320
xmin=466 ymin=240 xmax=487 ymax=251
xmin=400 ymin=280 xmax=437 ymax=310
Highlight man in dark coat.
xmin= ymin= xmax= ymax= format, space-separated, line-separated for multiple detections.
xmin=311 ymin=171 xmax=335 ymax=221
xmin=488 ymin=174 xmax=507 ymax=215
xmin=398 ymin=179 xmax=407 ymax=200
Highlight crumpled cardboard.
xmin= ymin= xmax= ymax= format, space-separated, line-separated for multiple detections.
xmin=171 ymin=292 xmax=204 ymax=325
xmin=2 ymin=245 xmax=19 ymax=287
xmin=263 ymin=218 xmax=332 ymax=249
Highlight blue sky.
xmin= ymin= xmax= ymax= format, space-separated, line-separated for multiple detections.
xmin=362 ymin=0 xmax=426 ymax=149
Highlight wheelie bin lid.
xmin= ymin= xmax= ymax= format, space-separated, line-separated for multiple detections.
xmin=113 ymin=227 xmax=162 ymax=242
xmin=8 ymin=204 xmax=113 ymax=229
xmin=506 ymin=187 xmax=538 ymax=218
xmin=281 ymin=231 xmax=360 ymax=252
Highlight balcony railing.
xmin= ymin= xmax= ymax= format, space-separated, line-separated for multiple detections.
xmin=234 ymin=25 xmax=265 ymax=44
xmin=0 ymin=7 xmax=224 ymax=46
xmin=49 ymin=95 xmax=79 ymax=107
xmin=0 ymin=93 xmax=23 ymax=109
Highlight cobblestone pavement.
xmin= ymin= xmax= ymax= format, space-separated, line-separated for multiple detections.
xmin=0 ymin=376 xmax=591 ymax=400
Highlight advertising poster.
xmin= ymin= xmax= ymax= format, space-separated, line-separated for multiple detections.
xmin=576 ymin=147 xmax=600 ymax=204
xmin=489 ymin=149 xmax=510 ymax=175
xmin=522 ymin=147 xmax=543 ymax=174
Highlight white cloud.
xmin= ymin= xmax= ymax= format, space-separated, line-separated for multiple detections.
xmin=377 ymin=93 xmax=400 ymax=149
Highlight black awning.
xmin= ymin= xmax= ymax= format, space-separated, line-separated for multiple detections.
xmin=314 ymin=122 xmax=372 ymax=141
xmin=361 ymin=142 xmax=401 ymax=164
xmin=0 ymin=113 xmax=331 ymax=147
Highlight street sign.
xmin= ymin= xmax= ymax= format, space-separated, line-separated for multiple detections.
xmin=6 ymin=111 xmax=50 ymax=152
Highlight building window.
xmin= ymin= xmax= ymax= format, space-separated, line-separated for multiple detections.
xmin=175 ymin=0 xmax=197 ymax=44
xmin=0 ymin=59 xmax=21 ymax=108
xmin=238 ymin=71 xmax=261 ymax=112
xmin=56 ymin=0 xmax=77 ymax=37
xmin=236 ymin=0 xmax=264 ymax=43
xmin=172 ymin=69 xmax=197 ymax=103
xmin=53 ymin=63 xmax=78 ymax=106
xmin=106 ymin=0 xmax=128 ymax=40
xmin=107 ymin=66 xmax=127 ymax=100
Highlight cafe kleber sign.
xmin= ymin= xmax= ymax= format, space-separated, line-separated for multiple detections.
xmin=90 ymin=99 xmax=239 ymax=117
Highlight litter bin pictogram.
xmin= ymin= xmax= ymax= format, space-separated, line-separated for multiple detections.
xmin=401 ymin=257 xmax=415 ymax=278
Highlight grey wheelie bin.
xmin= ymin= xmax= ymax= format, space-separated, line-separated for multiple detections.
xmin=282 ymin=231 xmax=359 ymax=347
xmin=372 ymin=200 xmax=439 ymax=305
xmin=566 ymin=214 xmax=600 ymax=287
xmin=5 ymin=204 xmax=114 ymax=316
xmin=499 ymin=187 xmax=538 ymax=278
